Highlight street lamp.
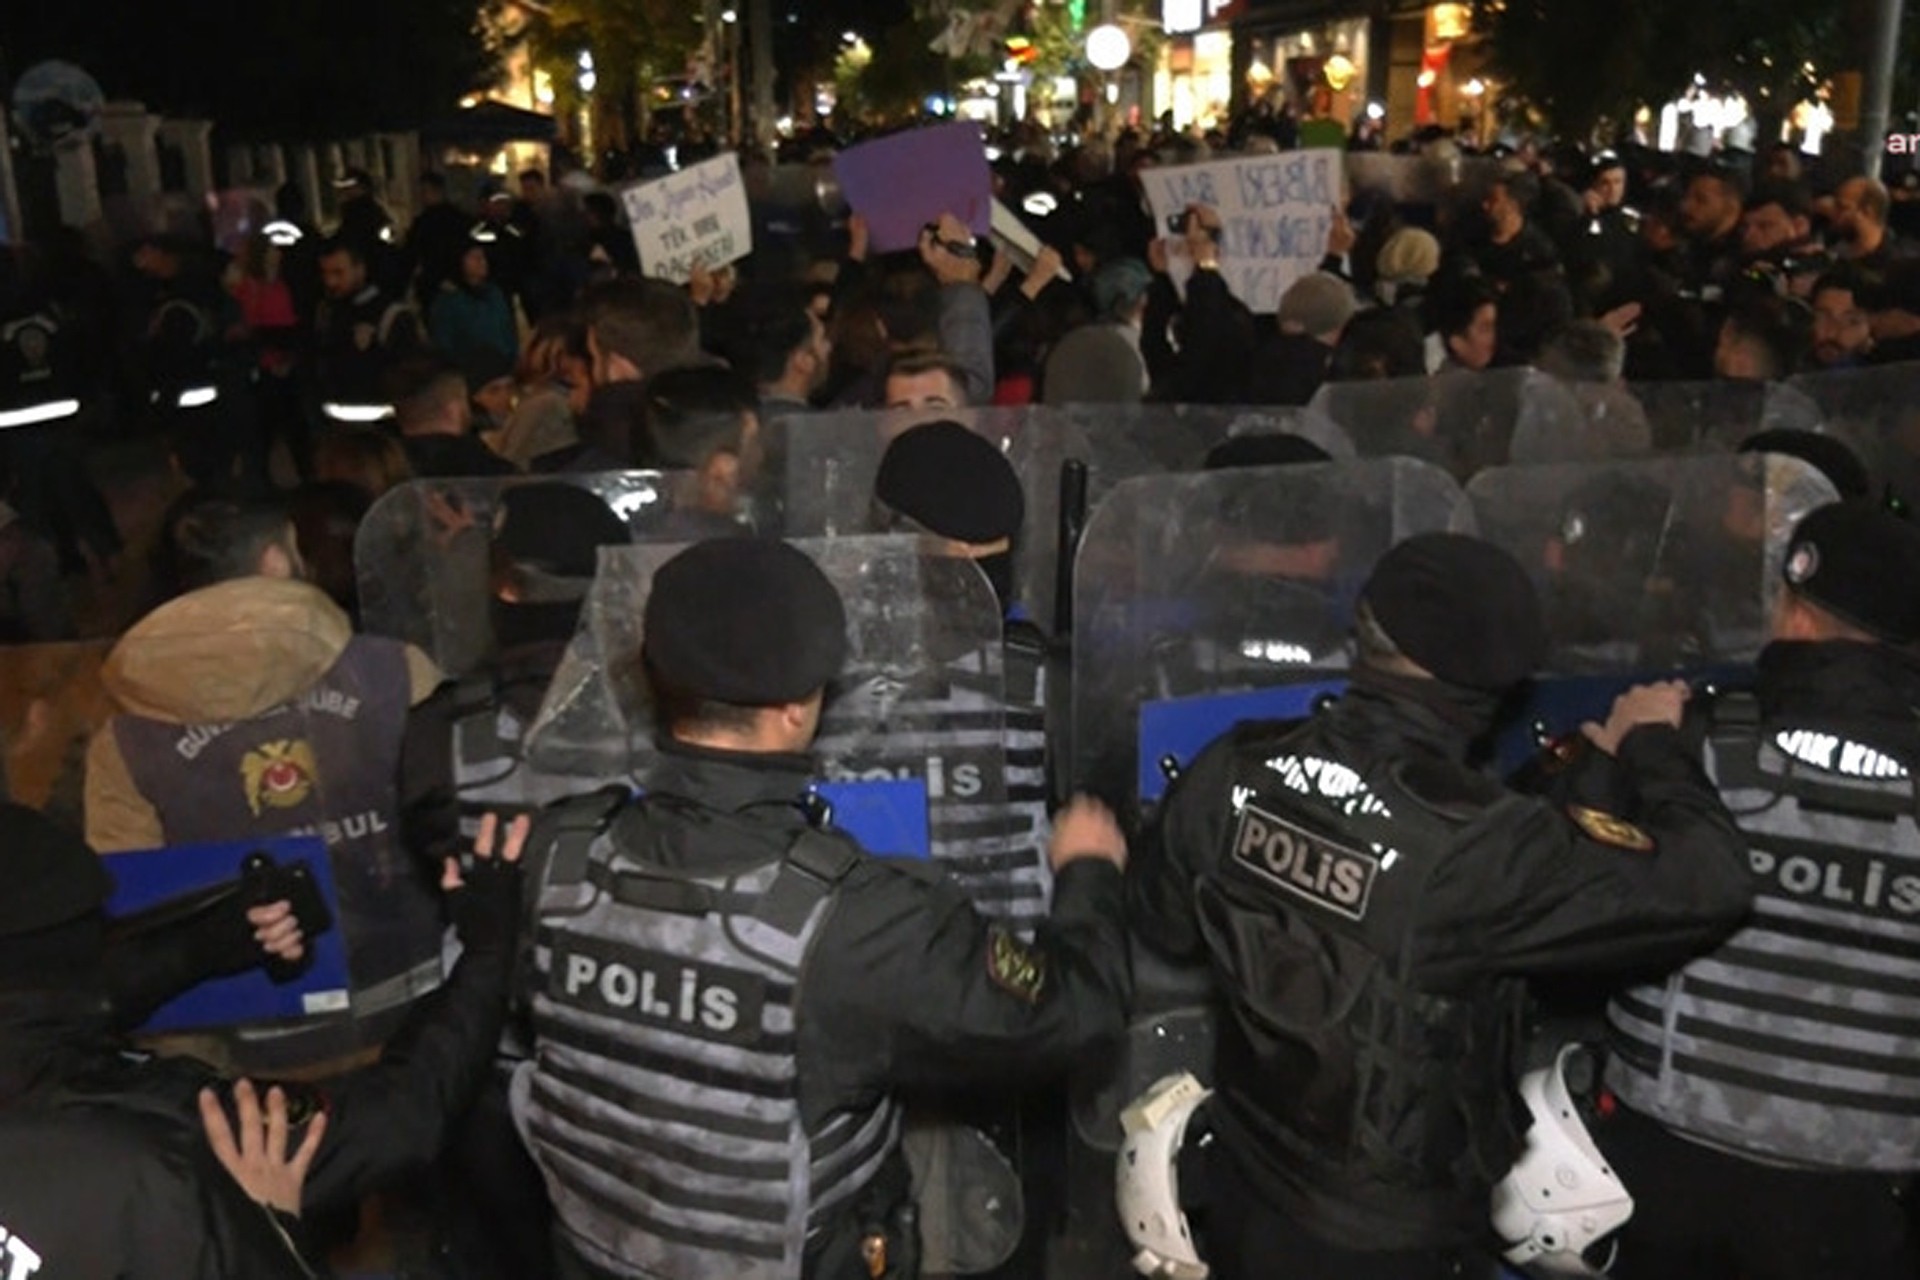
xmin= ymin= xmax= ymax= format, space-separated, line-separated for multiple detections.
xmin=1086 ymin=24 xmax=1132 ymax=72
xmin=1087 ymin=22 xmax=1131 ymax=137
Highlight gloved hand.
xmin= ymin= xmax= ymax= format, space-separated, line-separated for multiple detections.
xmin=445 ymin=813 xmax=530 ymax=954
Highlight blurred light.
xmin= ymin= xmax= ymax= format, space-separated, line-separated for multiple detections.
xmin=1462 ymin=78 xmax=1485 ymax=97
xmin=579 ymin=70 xmax=598 ymax=93
xmin=1023 ymin=191 xmax=1059 ymax=216
xmin=1105 ymin=82 xmax=1120 ymax=103
xmin=777 ymin=115 xmax=795 ymax=135
xmin=578 ymin=50 xmax=594 ymax=70
xmin=1086 ymin=23 xmax=1132 ymax=72
xmin=721 ymin=8 xmax=737 ymax=22
xmin=459 ymin=94 xmax=483 ymax=109
xmin=0 ymin=399 xmax=79 ymax=429
xmin=1366 ymin=101 xmax=1385 ymax=120
xmin=1416 ymin=69 xmax=1436 ymax=89
xmin=1164 ymin=0 xmax=1203 ymax=36
xmin=842 ymin=30 xmax=859 ymax=43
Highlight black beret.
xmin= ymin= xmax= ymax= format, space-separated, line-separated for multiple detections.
xmin=1738 ymin=429 xmax=1871 ymax=500
xmin=496 ymin=483 xmax=632 ymax=579
xmin=874 ymin=421 xmax=1025 ymax=545
xmin=1204 ymin=433 xmax=1333 ymax=471
xmin=1363 ymin=533 xmax=1548 ymax=690
xmin=0 ymin=804 xmax=110 ymax=939
xmin=643 ymin=538 xmax=848 ymax=704
xmin=1782 ymin=500 xmax=1920 ymax=644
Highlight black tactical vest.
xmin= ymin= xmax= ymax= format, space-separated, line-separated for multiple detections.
xmin=1195 ymin=715 xmax=1526 ymax=1249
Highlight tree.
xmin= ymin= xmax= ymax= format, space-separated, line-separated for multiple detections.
xmin=1473 ymin=0 xmax=1843 ymax=141
xmin=525 ymin=0 xmax=703 ymax=149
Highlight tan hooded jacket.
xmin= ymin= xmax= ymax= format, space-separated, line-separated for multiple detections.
xmin=85 ymin=577 xmax=440 ymax=852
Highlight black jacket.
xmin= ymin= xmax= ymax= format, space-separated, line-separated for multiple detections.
xmin=539 ymin=742 xmax=1133 ymax=1279
xmin=0 ymin=867 xmax=521 ymax=1277
xmin=1128 ymin=679 xmax=1751 ymax=1251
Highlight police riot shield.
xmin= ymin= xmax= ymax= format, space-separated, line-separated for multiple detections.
xmin=756 ymin=407 xmax=1068 ymax=627
xmin=1784 ymin=362 xmax=1920 ymax=508
xmin=1070 ymin=457 xmax=1468 ymax=813
xmin=1309 ymin=367 xmax=1537 ymax=480
xmin=1513 ymin=377 xmax=1827 ymax=465
xmin=78 ymin=625 xmax=446 ymax=1068
xmin=355 ymin=472 xmax=701 ymax=678
xmin=760 ymin=404 xmax=1354 ymax=640
xmin=1464 ymin=454 xmax=1838 ymax=772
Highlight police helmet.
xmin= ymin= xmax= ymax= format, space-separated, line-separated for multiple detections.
xmin=1116 ymin=1072 xmax=1212 ymax=1280
xmin=1491 ymin=1044 xmax=1634 ymax=1277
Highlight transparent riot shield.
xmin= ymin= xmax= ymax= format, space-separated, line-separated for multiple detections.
xmin=760 ymin=405 xmax=1355 ymax=641
xmin=1070 ymin=457 xmax=1468 ymax=813
xmin=1309 ymin=367 xmax=1537 ymax=480
xmin=1464 ymin=454 xmax=1838 ymax=774
xmin=355 ymin=471 xmax=701 ymax=678
xmin=82 ymin=623 xmax=446 ymax=1069
xmin=1784 ymin=362 xmax=1920 ymax=508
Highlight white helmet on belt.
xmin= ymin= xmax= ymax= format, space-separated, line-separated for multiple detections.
xmin=1116 ymin=1071 xmax=1212 ymax=1280
xmin=1491 ymin=1044 xmax=1634 ymax=1277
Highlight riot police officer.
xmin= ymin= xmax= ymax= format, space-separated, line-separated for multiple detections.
xmin=1128 ymin=532 xmax=1754 ymax=1280
xmin=311 ymin=237 xmax=421 ymax=424
xmin=1592 ymin=499 xmax=1920 ymax=1280
xmin=511 ymin=537 xmax=1133 ymax=1279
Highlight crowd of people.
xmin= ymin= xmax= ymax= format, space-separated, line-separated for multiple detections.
xmin=0 ymin=113 xmax=1918 ymax=1280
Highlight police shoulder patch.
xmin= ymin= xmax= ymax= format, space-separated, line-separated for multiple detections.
xmin=1568 ymin=805 xmax=1656 ymax=853
xmin=986 ymin=929 xmax=1048 ymax=1004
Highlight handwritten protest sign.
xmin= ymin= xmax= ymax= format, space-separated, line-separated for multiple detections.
xmin=833 ymin=122 xmax=992 ymax=254
xmin=1141 ymin=149 xmax=1343 ymax=313
xmin=620 ymin=153 xmax=753 ymax=284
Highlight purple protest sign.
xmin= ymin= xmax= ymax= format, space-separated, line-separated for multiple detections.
xmin=832 ymin=122 xmax=992 ymax=254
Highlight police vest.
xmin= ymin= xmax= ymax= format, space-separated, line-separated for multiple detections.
xmin=1198 ymin=717 xmax=1525 ymax=1248
xmin=814 ymin=637 xmax=1052 ymax=928
xmin=111 ymin=636 xmax=441 ymax=1015
xmin=0 ymin=311 xmax=80 ymax=429
xmin=517 ymin=793 xmax=901 ymax=1280
xmin=1607 ymin=695 xmax=1920 ymax=1171
xmin=315 ymin=288 xmax=415 ymax=404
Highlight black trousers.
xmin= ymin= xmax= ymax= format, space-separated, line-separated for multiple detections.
xmin=1198 ymin=1149 xmax=1499 ymax=1280
xmin=1600 ymin=1102 xmax=1918 ymax=1280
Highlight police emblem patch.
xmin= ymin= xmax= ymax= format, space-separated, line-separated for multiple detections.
xmin=241 ymin=740 xmax=319 ymax=816
xmin=986 ymin=929 xmax=1047 ymax=1004
xmin=1568 ymin=805 xmax=1655 ymax=853
xmin=1785 ymin=542 xmax=1819 ymax=585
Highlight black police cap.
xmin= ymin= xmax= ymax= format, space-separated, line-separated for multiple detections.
xmin=1782 ymin=500 xmax=1920 ymax=644
xmin=1363 ymin=533 xmax=1548 ymax=690
xmin=0 ymin=804 xmax=110 ymax=940
xmin=497 ymin=483 xmax=631 ymax=580
xmin=874 ymin=421 xmax=1025 ymax=545
xmin=642 ymin=538 xmax=848 ymax=705
xmin=1739 ymin=429 xmax=1872 ymax=500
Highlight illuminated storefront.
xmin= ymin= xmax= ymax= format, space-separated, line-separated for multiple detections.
xmin=1146 ymin=0 xmax=1491 ymax=142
